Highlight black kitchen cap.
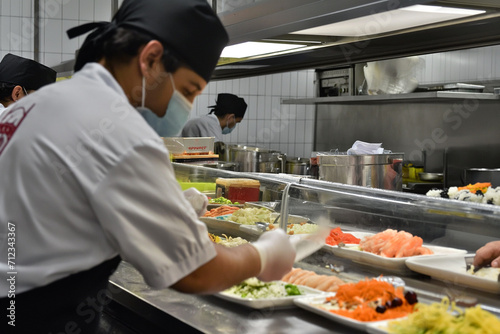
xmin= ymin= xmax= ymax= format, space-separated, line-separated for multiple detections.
xmin=209 ymin=93 xmax=247 ymax=118
xmin=67 ymin=0 xmax=228 ymax=82
xmin=0 ymin=53 xmax=56 ymax=90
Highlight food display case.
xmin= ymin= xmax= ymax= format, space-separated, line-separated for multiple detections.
xmin=106 ymin=163 xmax=500 ymax=333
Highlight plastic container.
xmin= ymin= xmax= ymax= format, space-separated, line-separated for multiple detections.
xmin=215 ymin=178 xmax=260 ymax=203
xmin=162 ymin=137 xmax=215 ymax=154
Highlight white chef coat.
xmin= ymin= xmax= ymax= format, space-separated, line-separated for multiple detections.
xmin=181 ymin=113 xmax=223 ymax=141
xmin=0 ymin=63 xmax=216 ymax=296
xmin=0 ymin=102 xmax=6 ymax=118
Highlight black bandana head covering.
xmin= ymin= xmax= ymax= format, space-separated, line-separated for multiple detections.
xmin=0 ymin=53 xmax=56 ymax=90
xmin=209 ymin=93 xmax=247 ymax=119
xmin=67 ymin=0 xmax=228 ymax=82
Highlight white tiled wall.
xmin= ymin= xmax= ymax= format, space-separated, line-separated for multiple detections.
xmin=0 ymin=0 xmax=112 ymax=66
xmin=190 ymin=70 xmax=317 ymax=159
xmin=417 ymin=45 xmax=500 ymax=85
xmin=1 ymin=0 xmax=500 ymax=159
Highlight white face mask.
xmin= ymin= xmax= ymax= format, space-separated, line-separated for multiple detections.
xmin=137 ymin=74 xmax=193 ymax=137
xmin=222 ymin=115 xmax=236 ymax=135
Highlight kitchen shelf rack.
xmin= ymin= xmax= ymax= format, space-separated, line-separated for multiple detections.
xmin=282 ymin=91 xmax=500 ymax=105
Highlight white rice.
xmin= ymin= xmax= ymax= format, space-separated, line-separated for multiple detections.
xmin=426 ymin=189 xmax=442 ymax=197
xmin=467 ymin=266 xmax=500 ymax=281
xmin=447 ymin=187 xmax=460 ymax=198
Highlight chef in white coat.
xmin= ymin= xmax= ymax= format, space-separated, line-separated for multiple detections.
xmin=0 ymin=1 xmax=294 ymax=333
xmin=0 ymin=53 xmax=56 ymax=116
xmin=181 ymin=93 xmax=247 ymax=141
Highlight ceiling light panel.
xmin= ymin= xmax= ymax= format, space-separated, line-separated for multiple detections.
xmin=290 ymin=5 xmax=485 ymax=37
xmin=220 ymin=41 xmax=307 ymax=58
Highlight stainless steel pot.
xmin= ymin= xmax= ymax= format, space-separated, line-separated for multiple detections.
xmin=227 ymin=145 xmax=286 ymax=173
xmin=318 ymin=153 xmax=404 ymax=191
xmin=286 ymin=157 xmax=310 ymax=175
xmin=464 ymin=168 xmax=500 ymax=187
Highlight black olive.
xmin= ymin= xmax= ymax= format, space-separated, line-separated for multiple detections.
xmin=487 ymin=199 xmax=494 ymax=205
xmin=392 ymin=297 xmax=403 ymax=307
xmin=440 ymin=190 xmax=449 ymax=198
xmin=405 ymin=291 xmax=418 ymax=305
xmin=375 ymin=305 xmax=387 ymax=313
xmin=476 ymin=190 xmax=483 ymax=196
xmin=385 ymin=300 xmax=393 ymax=308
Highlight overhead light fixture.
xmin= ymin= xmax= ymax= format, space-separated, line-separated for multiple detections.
xmin=220 ymin=41 xmax=307 ymax=58
xmin=290 ymin=5 xmax=486 ymax=37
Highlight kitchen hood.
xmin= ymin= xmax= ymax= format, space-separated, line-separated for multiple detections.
xmin=51 ymin=0 xmax=500 ymax=80
xmin=213 ymin=0 xmax=500 ymax=79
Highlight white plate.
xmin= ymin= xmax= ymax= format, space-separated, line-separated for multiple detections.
xmin=366 ymin=320 xmax=391 ymax=334
xmin=323 ymin=232 xmax=466 ymax=274
xmin=216 ymin=282 xmax=329 ymax=309
xmin=294 ymin=296 xmax=389 ymax=331
xmin=405 ymin=254 xmax=500 ymax=294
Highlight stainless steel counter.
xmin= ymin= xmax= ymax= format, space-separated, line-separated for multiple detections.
xmin=108 ymin=261 xmax=364 ymax=334
xmin=108 ymin=255 xmax=500 ymax=334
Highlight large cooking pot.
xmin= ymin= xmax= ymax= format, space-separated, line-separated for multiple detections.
xmin=227 ymin=145 xmax=286 ymax=173
xmin=464 ymin=168 xmax=500 ymax=187
xmin=318 ymin=153 xmax=404 ymax=191
xmin=286 ymin=157 xmax=310 ymax=175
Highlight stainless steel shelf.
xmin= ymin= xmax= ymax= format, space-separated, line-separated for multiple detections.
xmin=282 ymin=91 xmax=500 ymax=105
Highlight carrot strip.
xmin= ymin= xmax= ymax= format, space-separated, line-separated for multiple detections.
xmin=322 ymin=278 xmax=415 ymax=322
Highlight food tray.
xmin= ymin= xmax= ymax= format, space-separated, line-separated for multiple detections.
xmin=294 ymin=296 xmax=388 ymax=331
xmin=323 ymin=232 xmax=466 ymax=275
xmin=405 ymin=254 xmax=500 ymax=294
xmin=216 ymin=282 xmax=329 ymax=309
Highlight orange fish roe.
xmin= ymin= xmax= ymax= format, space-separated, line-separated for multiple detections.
xmin=325 ymin=227 xmax=361 ymax=246
xmin=458 ymin=182 xmax=492 ymax=194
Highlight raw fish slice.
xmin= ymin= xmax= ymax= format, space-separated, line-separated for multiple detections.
xmin=289 ymin=270 xmax=312 ymax=284
xmin=281 ymin=268 xmax=299 ymax=281
xmin=380 ymin=234 xmax=407 ymax=257
xmin=414 ymin=246 xmax=433 ymax=255
xmin=302 ymin=275 xmax=323 ymax=288
xmin=326 ymin=277 xmax=344 ymax=292
xmin=294 ymin=272 xmax=316 ymax=285
xmin=317 ymin=276 xmax=343 ymax=291
xmin=397 ymin=237 xmax=424 ymax=257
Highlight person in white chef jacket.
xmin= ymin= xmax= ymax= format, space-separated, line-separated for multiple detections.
xmin=0 ymin=1 xmax=295 ymax=333
xmin=0 ymin=53 xmax=56 ymax=116
xmin=181 ymin=93 xmax=248 ymax=142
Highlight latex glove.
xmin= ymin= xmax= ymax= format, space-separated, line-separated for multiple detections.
xmin=183 ymin=188 xmax=208 ymax=217
xmin=250 ymin=229 xmax=295 ymax=282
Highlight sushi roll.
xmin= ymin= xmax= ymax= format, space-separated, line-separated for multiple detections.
xmin=483 ymin=186 xmax=500 ymax=205
xmin=447 ymin=186 xmax=459 ymax=199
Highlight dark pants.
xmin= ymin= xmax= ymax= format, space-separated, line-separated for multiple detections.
xmin=1 ymin=256 xmax=121 ymax=334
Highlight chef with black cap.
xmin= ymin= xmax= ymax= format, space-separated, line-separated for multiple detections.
xmin=0 ymin=0 xmax=294 ymax=333
xmin=0 ymin=53 xmax=56 ymax=115
xmin=181 ymin=93 xmax=248 ymax=141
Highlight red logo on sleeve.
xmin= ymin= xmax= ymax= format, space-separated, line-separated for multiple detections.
xmin=0 ymin=103 xmax=35 ymax=156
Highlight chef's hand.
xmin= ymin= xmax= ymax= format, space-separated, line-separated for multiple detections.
xmin=251 ymin=229 xmax=295 ymax=282
xmin=183 ymin=188 xmax=208 ymax=217
xmin=474 ymin=240 xmax=500 ymax=268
